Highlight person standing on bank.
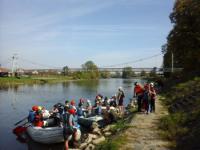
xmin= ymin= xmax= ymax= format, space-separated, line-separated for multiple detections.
xmin=149 ymin=82 xmax=156 ymax=112
xmin=143 ymin=83 xmax=150 ymax=114
xmin=117 ymin=87 xmax=125 ymax=115
xmin=133 ymin=82 xmax=144 ymax=112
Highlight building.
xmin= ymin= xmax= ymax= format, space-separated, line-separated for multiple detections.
xmin=0 ymin=67 xmax=10 ymax=77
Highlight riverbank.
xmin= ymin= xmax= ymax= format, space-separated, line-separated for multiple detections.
xmin=96 ymin=96 xmax=170 ymax=150
xmin=0 ymin=76 xmax=73 ymax=86
xmin=94 ymin=108 xmax=137 ymax=150
xmin=94 ymin=77 xmax=200 ymax=150
xmin=159 ymin=77 xmax=200 ymax=150
xmin=0 ymin=76 xmax=149 ymax=88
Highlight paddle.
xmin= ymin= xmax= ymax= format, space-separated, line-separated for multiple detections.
xmin=14 ymin=116 xmax=28 ymax=126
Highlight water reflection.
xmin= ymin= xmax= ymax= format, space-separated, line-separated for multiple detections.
xmin=73 ymin=80 xmax=99 ymax=92
xmin=62 ymin=81 xmax=71 ymax=88
xmin=122 ymin=79 xmax=133 ymax=84
xmin=27 ymin=139 xmax=64 ymax=150
xmin=0 ymin=84 xmax=20 ymax=92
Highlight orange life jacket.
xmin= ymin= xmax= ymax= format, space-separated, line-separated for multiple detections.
xmin=34 ymin=121 xmax=44 ymax=127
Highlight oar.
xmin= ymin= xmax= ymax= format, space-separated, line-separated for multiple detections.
xmin=14 ymin=116 xmax=28 ymax=126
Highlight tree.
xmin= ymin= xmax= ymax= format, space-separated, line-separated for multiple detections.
xmin=111 ymin=71 xmax=121 ymax=78
xmin=115 ymin=71 xmax=121 ymax=78
xmin=122 ymin=67 xmax=134 ymax=78
xmin=100 ymin=71 xmax=111 ymax=79
xmin=81 ymin=61 xmax=99 ymax=79
xmin=82 ymin=61 xmax=98 ymax=71
xmin=162 ymin=0 xmax=200 ymax=76
xmin=140 ymin=70 xmax=147 ymax=77
xmin=62 ymin=66 xmax=70 ymax=76
xmin=149 ymin=67 xmax=157 ymax=77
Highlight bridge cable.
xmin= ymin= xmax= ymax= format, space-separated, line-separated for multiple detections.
xmin=100 ymin=53 xmax=162 ymax=68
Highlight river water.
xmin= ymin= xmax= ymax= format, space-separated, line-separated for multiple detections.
xmin=0 ymin=78 xmax=146 ymax=150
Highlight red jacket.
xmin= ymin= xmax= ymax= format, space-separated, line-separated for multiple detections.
xmin=134 ymin=85 xmax=144 ymax=95
xmin=34 ymin=115 xmax=43 ymax=127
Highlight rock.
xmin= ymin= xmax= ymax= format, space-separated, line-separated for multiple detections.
xmin=85 ymin=144 xmax=95 ymax=150
xmin=92 ymin=136 xmax=106 ymax=145
xmin=110 ymin=110 xmax=120 ymax=120
xmin=103 ymin=125 xmax=111 ymax=132
xmin=92 ymin=127 xmax=102 ymax=136
xmin=85 ymin=135 xmax=92 ymax=144
xmin=104 ymin=132 xmax=112 ymax=137
xmin=79 ymin=143 xmax=88 ymax=149
xmin=109 ymin=124 xmax=116 ymax=129
xmin=88 ymin=133 xmax=98 ymax=140
xmin=81 ymin=134 xmax=88 ymax=142
xmin=91 ymin=122 xmax=98 ymax=129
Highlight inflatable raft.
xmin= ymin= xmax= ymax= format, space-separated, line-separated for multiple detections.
xmin=77 ymin=115 xmax=104 ymax=128
xmin=27 ymin=125 xmax=81 ymax=144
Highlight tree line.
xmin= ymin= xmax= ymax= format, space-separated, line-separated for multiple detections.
xmin=62 ymin=61 xmax=158 ymax=79
xmin=162 ymin=0 xmax=200 ymax=77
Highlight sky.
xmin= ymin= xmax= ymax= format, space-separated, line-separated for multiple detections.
xmin=0 ymin=0 xmax=175 ymax=69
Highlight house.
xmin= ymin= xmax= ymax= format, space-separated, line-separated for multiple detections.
xmin=32 ymin=70 xmax=39 ymax=75
xmin=0 ymin=67 xmax=10 ymax=77
xmin=16 ymin=68 xmax=25 ymax=75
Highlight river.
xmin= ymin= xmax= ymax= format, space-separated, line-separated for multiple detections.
xmin=0 ymin=78 xmax=146 ymax=150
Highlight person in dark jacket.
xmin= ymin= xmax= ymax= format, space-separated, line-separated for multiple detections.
xmin=117 ymin=87 xmax=125 ymax=115
xmin=63 ymin=108 xmax=77 ymax=150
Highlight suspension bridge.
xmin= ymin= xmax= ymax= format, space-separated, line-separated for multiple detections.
xmin=0 ymin=53 xmax=182 ymax=75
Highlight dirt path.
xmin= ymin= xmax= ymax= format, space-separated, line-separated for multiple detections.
xmin=119 ymin=96 xmax=170 ymax=150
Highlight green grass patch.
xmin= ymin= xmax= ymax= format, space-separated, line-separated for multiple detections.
xmin=96 ymin=134 xmax=128 ymax=150
xmin=0 ymin=76 xmax=73 ymax=86
xmin=159 ymin=77 xmax=200 ymax=150
xmin=159 ymin=112 xmax=188 ymax=140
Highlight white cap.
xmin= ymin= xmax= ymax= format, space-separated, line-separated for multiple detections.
xmin=150 ymin=82 xmax=154 ymax=86
xmin=118 ymin=86 xmax=123 ymax=91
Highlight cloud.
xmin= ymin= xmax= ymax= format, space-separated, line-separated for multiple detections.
xmin=0 ymin=0 xmax=116 ymax=32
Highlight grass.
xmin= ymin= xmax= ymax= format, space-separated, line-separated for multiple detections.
xmin=0 ymin=76 xmax=73 ymax=87
xmin=159 ymin=77 xmax=200 ymax=150
xmin=96 ymin=135 xmax=128 ymax=150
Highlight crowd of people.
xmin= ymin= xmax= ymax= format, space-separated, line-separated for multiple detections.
xmin=134 ymin=82 xmax=156 ymax=114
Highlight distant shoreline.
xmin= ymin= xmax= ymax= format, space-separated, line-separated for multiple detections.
xmin=0 ymin=76 xmax=74 ymax=87
xmin=0 ymin=76 xmax=154 ymax=88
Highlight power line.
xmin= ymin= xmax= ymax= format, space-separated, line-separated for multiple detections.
xmin=0 ymin=58 xmax=12 ymax=67
xmin=19 ymin=57 xmax=60 ymax=69
xmin=2 ymin=53 xmax=162 ymax=69
xmin=101 ymin=53 xmax=162 ymax=68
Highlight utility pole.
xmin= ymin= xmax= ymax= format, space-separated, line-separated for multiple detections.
xmin=171 ymin=52 xmax=174 ymax=73
xmin=11 ymin=56 xmax=15 ymax=77
xmin=11 ymin=54 xmax=18 ymax=77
